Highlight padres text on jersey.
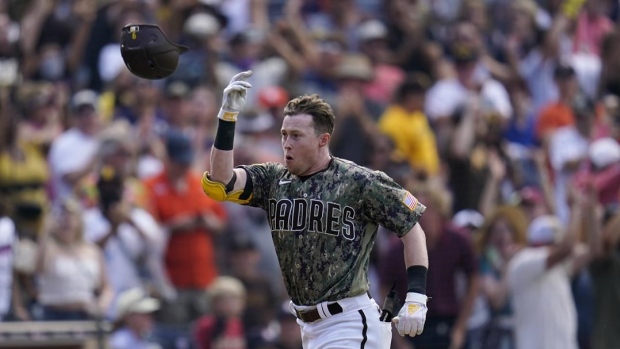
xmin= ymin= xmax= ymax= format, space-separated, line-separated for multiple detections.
xmin=240 ymin=157 xmax=426 ymax=306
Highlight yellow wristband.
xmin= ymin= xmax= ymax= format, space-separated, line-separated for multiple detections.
xmin=217 ymin=110 xmax=239 ymax=122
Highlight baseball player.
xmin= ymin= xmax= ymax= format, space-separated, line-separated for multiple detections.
xmin=200 ymin=71 xmax=430 ymax=349
xmin=118 ymin=24 xmax=428 ymax=347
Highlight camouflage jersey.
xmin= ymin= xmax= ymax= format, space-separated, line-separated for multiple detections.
xmin=240 ymin=157 xmax=426 ymax=306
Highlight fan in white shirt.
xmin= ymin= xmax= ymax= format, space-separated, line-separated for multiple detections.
xmin=48 ymin=90 xmax=101 ymax=205
xmin=508 ymin=206 xmax=590 ymax=349
xmin=83 ymin=170 xmax=174 ymax=320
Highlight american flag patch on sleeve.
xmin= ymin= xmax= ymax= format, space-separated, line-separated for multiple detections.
xmin=402 ymin=191 xmax=418 ymax=211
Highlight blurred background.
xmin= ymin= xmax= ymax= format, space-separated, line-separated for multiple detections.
xmin=0 ymin=0 xmax=620 ymax=349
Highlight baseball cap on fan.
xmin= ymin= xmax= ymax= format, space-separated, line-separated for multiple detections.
xmin=165 ymin=130 xmax=194 ymax=165
xmin=589 ymin=137 xmax=620 ymax=170
xmin=165 ymin=81 xmax=190 ymax=99
xmin=183 ymin=12 xmax=221 ymax=39
xmin=452 ymin=209 xmax=485 ymax=230
xmin=334 ymin=54 xmax=374 ymax=81
xmin=450 ymin=41 xmax=480 ymax=65
xmin=71 ymin=89 xmax=99 ymax=114
xmin=357 ymin=19 xmax=388 ymax=42
xmin=527 ymin=215 xmax=564 ymax=246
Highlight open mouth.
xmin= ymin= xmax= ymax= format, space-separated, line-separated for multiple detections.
xmin=285 ymin=155 xmax=293 ymax=161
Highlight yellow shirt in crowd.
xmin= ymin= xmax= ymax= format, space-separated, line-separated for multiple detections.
xmin=379 ymin=105 xmax=440 ymax=176
xmin=0 ymin=142 xmax=49 ymax=236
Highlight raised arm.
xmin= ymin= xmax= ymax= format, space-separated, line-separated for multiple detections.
xmin=203 ymin=71 xmax=253 ymax=201
xmin=546 ymin=195 xmax=581 ymax=269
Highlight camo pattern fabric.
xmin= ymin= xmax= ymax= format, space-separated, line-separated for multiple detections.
xmin=239 ymin=157 xmax=426 ymax=305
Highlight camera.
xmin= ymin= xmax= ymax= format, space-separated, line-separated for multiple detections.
xmin=96 ymin=167 xmax=124 ymax=215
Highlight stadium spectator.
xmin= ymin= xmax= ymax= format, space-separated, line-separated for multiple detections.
xmin=535 ymin=64 xmax=580 ymax=144
xmin=16 ymin=82 xmax=63 ymax=153
xmin=47 ymin=89 xmax=101 ymax=205
xmin=144 ymin=130 xmax=226 ymax=326
xmin=19 ymin=0 xmax=95 ymax=83
xmin=34 ymin=197 xmax=112 ymax=321
xmin=187 ymin=85 xmax=221 ymax=171
xmin=502 ymin=0 xmax=569 ymax=115
xmin=109 ymin=287 xmax=162 ymax=349
xmin=425 ymin=23 xmax=513 ymax=157
xmin=226 ymin=238 xmax=281 ymax=346
xmin=357 ymin=19 xmax=405 ymax=108
xmin=507 ymin=207 xmax=589 ymax=349
xmin=379 ymin=74 xmax=440 ymax=178
xmin=572 ymin=0 xmax=614 ymax=57
xmin=194 ymin=276 xmax=247 ymax=349
xmin=548 ymin=94 xmax=597 ymax=224
xmin=471 ymin=206 xmax=528 ymax=349
xmin=0 ymin=97 xmax=49 ymax=239
xmin=330 ymin=53 xmax=382 ymax=167
xmin=83 ymin=166 xmax=174 ymax=320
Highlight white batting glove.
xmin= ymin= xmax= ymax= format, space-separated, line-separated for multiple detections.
xmin=218 ymin=70 xmax=253 ymax=122
xmin=392 ymin=292 xmax=428 ymax=337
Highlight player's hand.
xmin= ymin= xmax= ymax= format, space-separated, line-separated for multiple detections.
xmin=392 ymin=292 xmax=428 ymax=337
xmin=218 ymin=70 xmax=253 ymax=122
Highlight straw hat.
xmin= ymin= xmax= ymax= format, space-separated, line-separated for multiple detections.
xmin=116 ymin=288 xmax=160 ymax=319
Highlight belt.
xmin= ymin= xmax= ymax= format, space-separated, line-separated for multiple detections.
xmin=295 ymin=302 xmax=343 ymax=323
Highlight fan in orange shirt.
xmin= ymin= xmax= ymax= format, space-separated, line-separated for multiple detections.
xmin=535 ymin=64 xmax=579 ymax=143
xmin=144 ymin=130 xmax=227 ymax=325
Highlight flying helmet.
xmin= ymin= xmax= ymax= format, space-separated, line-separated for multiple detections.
xmin=120 ymin=24 xmax=189 ymax=80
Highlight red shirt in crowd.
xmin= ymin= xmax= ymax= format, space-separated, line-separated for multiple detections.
xmin=194 ymin=316 xmax=246 ymax=349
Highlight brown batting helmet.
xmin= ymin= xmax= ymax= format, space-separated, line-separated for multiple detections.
xmin=120 ymin=24 xmax=188 ymax=80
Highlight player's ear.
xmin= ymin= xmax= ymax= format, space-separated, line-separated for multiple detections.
xmin=318 ymin=133 xmax=330 ymax=147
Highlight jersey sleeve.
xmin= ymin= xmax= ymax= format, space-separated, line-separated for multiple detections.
xmin=238 ymin=162 xmax=285 ymax=210
xmin=361 ymin=170 xmax=426 ymax=237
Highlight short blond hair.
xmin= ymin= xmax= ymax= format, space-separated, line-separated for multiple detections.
xmin=207 ymin=276 xmax=246 ymax=299
xmin=283 ymin=94 xmax=335 ymax=135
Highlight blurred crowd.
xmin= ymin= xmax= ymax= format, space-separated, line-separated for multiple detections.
xmin=0 ymin=0 xmax=620 ymax=349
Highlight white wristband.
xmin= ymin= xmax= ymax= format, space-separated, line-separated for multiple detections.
xmin=217 ymin=109 xmax=239 ymax=122
xmin=406 ymin=292 xmax=428 ymax=305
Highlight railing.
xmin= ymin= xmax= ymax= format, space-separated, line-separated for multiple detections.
xmin=0 ymin=320 xmax=112 ymax=349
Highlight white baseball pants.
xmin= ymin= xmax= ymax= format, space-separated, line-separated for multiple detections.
xmin=290 ymin=294 xmax=392 ymax=349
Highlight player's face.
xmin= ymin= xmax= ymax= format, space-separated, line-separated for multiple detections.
xmin=281 ymin=114 xmax=327 ymax=176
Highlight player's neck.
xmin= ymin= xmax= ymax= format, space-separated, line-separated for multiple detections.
xmin=298 ymin=155 xmax=332 ymax=178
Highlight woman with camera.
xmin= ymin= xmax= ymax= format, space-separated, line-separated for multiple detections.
xmin=34 ymin=197 xmax=112 ymax=321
